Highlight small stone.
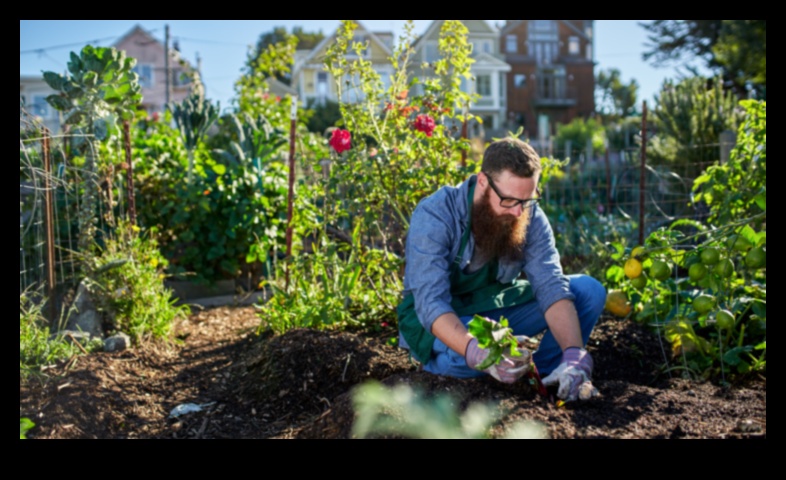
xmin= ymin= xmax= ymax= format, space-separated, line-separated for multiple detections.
xmin=735 ymin=419 xmax=761 ymax=433
xmin=104 ymin=333 xmax=131 ymax=352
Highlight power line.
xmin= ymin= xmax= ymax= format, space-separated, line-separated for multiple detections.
xmin=177 ymin=36 xmax=249 ymax=47
xmin=20 ymin=35 xmax=122 ymax=55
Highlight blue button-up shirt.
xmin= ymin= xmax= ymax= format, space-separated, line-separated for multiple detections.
xmin=401 ymin=174 xmax=574 ymax=347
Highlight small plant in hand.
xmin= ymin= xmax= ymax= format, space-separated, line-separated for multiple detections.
xmin=467 ymin=315 xmax=524 ymax=370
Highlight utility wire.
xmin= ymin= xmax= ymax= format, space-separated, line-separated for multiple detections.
xmin=20 ymin=35 xmax=123 ymax=55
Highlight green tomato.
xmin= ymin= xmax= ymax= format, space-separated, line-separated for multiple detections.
xmin=713 ymin=258 xmax=735 ymax=278
xmin=688 ymin=263 xmax=708 ymax=282
xmin=701 ymin=247 xmax=720 ymax=265
xmin=693 ymin=294 xmax=716 ymax=315
xmin=715 ymin=309 xmax=735 ymax=330
xmin=649 ymin=260 xmax=672 ymax=281
xmin=630 ymin=272 xmax=648 ymax=290
xmin=745 ymin=246 xmax=766 ymax=269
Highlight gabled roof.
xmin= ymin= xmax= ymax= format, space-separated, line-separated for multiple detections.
xmin=112 ymin=24 xmax=155 ymax=49
xmin=113 ymin=24 xmax=191 ymax=66
xmin=412 ymin=20 xmax=497 ymax=51
xmin=561 ymin=21 xmax=591 ymax=40
xmin=297 ymin=20 xmax=393 ymax=68
xmin=472 ymin=52 xmax=512 ymax=71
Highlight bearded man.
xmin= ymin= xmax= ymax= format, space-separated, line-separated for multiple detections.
xmin=397 ymin=137 xmax=606 ymax=402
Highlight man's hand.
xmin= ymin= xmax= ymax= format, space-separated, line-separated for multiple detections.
xmin=541 ymin=347 xmax=599 ymax=401
xmin=465 ymin=337 xmax=531 ymax=384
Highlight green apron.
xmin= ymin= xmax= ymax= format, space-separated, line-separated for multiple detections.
xmin=398 ymin=181 xmax=534 ymax=363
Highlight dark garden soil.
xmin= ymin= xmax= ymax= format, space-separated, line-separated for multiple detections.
xmin=20 ymin=305 xmax=766 ymax=439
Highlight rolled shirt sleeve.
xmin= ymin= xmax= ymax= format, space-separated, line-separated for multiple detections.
xmin=403 ymin=193 xmax=462 ymax=334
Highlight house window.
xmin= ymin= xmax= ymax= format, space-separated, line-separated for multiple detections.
xmin=475 ymin=40 xmax=492 ymax=54
xmin=133 ymin=64 xmax=154 ymax=89
xmin=530 ymin=20 xmax=557 ymax=33
xmin=425 ymin=43 xmax=439 ymax=63
xmin=31 ymin=95 xmax=49 ymax=118
xmin=568 ymin=36 xmax=579 ymax=55
xmin=586 ymin=44 xmax=593 ymax=61
xmin=506 ymin=35 xmax=517 ymax=53
xmin=317 ymin=72 xmax=328 ymax=105
xmin=476 ymin=75 xmax=491 ymax=96
xmin=482 ymin=115 xmax=494 ymax=129
xmin=528 ymin=21 xmax=558 ymax=65
xmin=514 ymin=74 xmax=527 ymax=88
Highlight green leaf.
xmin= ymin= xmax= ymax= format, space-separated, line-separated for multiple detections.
xmin=63 ymin=82 xmax=84 ymax=100
xmin=43 ymin=71 xmax=65 ymax=91
xmin=722 ymin=346 xmax=753 ymax=366
xmin=83 ymin=71 xmax=98 ymax=88
xmin=45 ymin=94 xmax=71 ymax=112
xmin=754 ymin=341 xmax=766 ymax=350
xmin=608 ymin=241 xmax=624 ymax=260
xmin=211 ymin=163 xmax=227 ymax=175
xmin=605 ymin=265 xmax=624 ymax=283
xmin=738 ymin=225 xmax=758 ymax=245
xmin=20 ymin=418 xmax=35 ymax=439
xmin=67 ymin=52 xmax=83 ymax=76
xmin=754 ymin=191 xmax=766 ymax=211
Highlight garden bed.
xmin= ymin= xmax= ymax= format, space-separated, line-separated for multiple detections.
xmin=19 ymin=305 xmax=766 ymax=439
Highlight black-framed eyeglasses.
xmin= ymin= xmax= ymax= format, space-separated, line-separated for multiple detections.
xmin=484 ymin=172 xmax=541 ymax=209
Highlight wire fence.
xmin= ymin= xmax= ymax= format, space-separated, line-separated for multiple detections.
xmin=20 ymin=105 xmax=735 ymax=317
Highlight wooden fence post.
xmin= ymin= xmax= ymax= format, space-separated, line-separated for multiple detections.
xmin=42 ymin=128 xmax=57 ymax=324
xmin=639 ymin=101 xmax=648 ymax=246
xmin=720 ymin=130 xmax=736 ymax=164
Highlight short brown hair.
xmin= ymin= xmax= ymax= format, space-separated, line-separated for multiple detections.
xmin=481 ymin=137 xmax=541 ymax=178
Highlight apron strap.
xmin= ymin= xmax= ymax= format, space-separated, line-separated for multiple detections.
xmin=454 ymin=179 xmax=476 ymax=267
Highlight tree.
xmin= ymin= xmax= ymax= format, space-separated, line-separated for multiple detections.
xmin=648 ymin=76 xmax=743 ymax=173
xmin=246 ymin=26 xmax=325 ymax=85
xmin=640 ymin=20 xmax=766 ymax=99
xmin=595 ymin=68 xmax=639 ymax=121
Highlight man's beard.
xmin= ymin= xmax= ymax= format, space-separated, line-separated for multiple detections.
xmin=472 ymin=188 xmax=531 ymax=263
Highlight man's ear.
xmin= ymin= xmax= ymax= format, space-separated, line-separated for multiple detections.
xmin=477 ymin=171 xmax=487 ymax=188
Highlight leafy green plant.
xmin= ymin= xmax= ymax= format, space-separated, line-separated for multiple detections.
xmin=603 ymin=100 xmax=766 ymax=383
xmin=351 ymin=381 xmax=547 ymax=439
xmin=171 ymin=89 xmax=219 ymax=183
xmin=554 ymin=117 xmax=606 ymax=159
xmin=467 ymin=315 xmax=523 ymax=370
xmin=43 ymin=45 xmax=142 ymax=254
xmin=257 ymin=21 xmax=482 ymax=334
xmin=20 ymin=291 xmax=91 ymax=378
xmin=258 ymin=218 xmax=402 ymax=334
xmin=132 ymin=110 xmax=290 ymax=285
xmin=84 ymin=221 xmax=189 ymax=343
xmin=20 ymin=418 xmax=35 ymax=439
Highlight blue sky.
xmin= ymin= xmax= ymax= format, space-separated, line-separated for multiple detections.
xmin=20 ymin=20 xmax=706 ymax=113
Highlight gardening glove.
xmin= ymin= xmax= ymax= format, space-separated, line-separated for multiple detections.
xmin=465 ymin=337 xmax=532 ymax=384
xmin=541 ymin=347 xmax=599 ymax=402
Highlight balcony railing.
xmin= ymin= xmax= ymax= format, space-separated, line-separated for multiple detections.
xmin=533 ymin=76 xmax=577 ymax=107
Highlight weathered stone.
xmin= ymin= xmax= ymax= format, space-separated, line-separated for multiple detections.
xmin=65 ymin=281 xmax=104 ymax=339
xmin=104 ymin=333 xmax=131 ymax=352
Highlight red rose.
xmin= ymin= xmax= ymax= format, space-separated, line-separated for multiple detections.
xmin=329 ymin=128 xmax=352 ymax=154
xmin=414 ymin=114 xmax=436 ymax=137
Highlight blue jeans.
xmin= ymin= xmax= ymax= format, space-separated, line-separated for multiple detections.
xmin=423 ymin=274 xmax=606 ymax=378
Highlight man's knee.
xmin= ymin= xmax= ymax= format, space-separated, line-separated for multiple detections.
xmin=569 ymin=274 xmax=606 ymax=319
